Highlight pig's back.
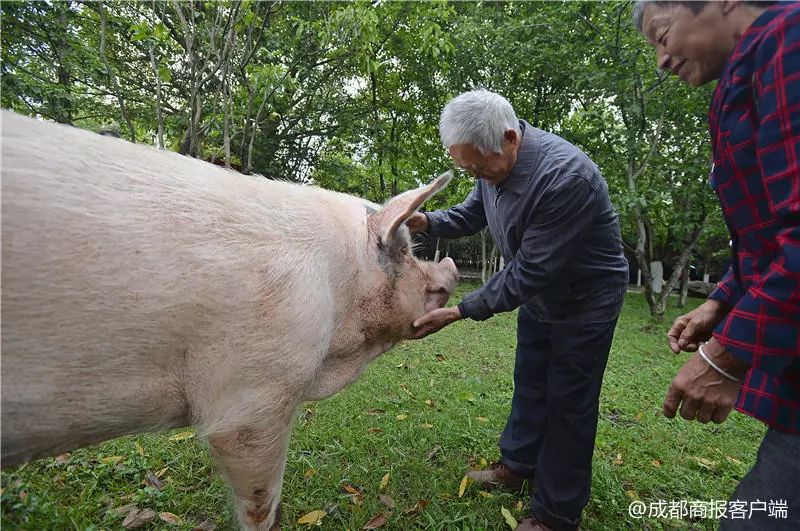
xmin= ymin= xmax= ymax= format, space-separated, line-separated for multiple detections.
xmin=0 ymin=112 xmax=350 ymax=462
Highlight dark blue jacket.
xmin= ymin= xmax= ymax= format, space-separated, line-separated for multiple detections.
xmin=426 ymin=121 xmax=628 ymax=323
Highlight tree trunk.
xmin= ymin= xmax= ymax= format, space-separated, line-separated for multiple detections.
xmin=148 ymin=44 xmax=165 ymax=149
xmin=678 ymin=266 xmax=690 ymax=308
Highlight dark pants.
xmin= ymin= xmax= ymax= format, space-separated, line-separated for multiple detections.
xmin=499 ymin=305 xmax=617 ymax=531
xmin=718 ymin=428 xmax=800 ymax=530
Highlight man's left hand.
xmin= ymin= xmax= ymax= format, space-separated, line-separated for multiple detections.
xmin=412 ymin=306 xmax=462 ymax=339
xmin=663 ymin=339 xmax=747 ymax=424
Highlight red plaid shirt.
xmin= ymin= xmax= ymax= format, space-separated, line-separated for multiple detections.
xmin=707 ymin=3 xmax=800 ymax=434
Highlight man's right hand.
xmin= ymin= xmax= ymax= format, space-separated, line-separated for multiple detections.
xmin=405 ymin=212 xmax=429 ymax=234
xmin=667 ymin=299 xmax=730 ymax=354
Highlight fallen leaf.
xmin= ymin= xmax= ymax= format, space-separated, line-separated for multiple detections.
xmin=304 ymin=468 xmax=316 ymax=479
xmin=362 ymin=512 xmax=388 ymax=529
xmin=501 ymin=507 xmax=518 ymax=529
xmin=475 ymin=416 xmax=488 ymax=423
xmin=101 ymin=456 xmax=124 ymax=465
xmin=425 ymin=399 xmax=434 ymax=407
xmin=458 ymin=475 xmax=471 ymax=498
xmin=169 ymin=431 xmax=195 ymax=441
xmin=613 ymin=453 xmax=624 ymax=465
xmin=144 ymin=470 xmax=163 ymax=490
xmin=109 ymin=503 xmax=137 ymax=516
xmin=367 ymin=408 xmax=386 ymax=416
xmin=726 ymin=455 xmax=742 ymax=465
xmin=479 ymin=458 xmax=488 ymax=467
xmin=626 ymin=490 xmax=640 ymax=501
xmin=479 ymin=490 xmax=495 ymax=498
xmin=55 ymin=453 xmax=70 ymax=465
xmin=427 ymin=445 xmax=442 ymax=461
xmin=123 ymin=508 xmax=156 ymax=529
xmin=192 ymin=519 xmax=217 ymax=531
xmin=159 ymin=512 xmax=182 ymax=525
xmin=516 ymin=500 xmax=523 ymax=512
xmin=651 ymin=459 xmax=661 ymax=468
xmin=379 ymin=473 xmax=390 ymax=492
xmin=419 ymin=423 xmax=434 ymax=429
xmin=367 ymin=428 xmax=383 ymax=434
xmin=296 ymin=510 xmax=327 ymax=525
xmin=458 ymin=391 xmax=476 ymax=402
xmin=155 ymin=466 xmax=169 ymax=478
xmin=395 ymin=414 xmax=407 ymax=421
xmin=379 ymin=494 xmax=394 ymax=509
xmin=134 ymin=441 xmax=145 ymax=456
xmin=404 ymin=499 xmax=428 ymax=516
xmin=341 ymin=483 xmax=363 ymax=496
xmin=693 ymin=456 xmax=717 ymax=470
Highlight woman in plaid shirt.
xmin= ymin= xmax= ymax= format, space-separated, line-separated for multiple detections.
xmin=635 ymin=1 xmax=799 ymax=529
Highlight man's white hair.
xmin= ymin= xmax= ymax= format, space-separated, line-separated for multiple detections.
xmin=439 ymin=89 xmax=521 ymax=155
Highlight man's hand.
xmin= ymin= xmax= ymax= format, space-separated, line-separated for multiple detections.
xmin=411 ymin=305 xmax=462 ymax=339
xmin=405 ymin=212 xmax=429 ymax=234
xmin=667 ymin=299 xmax=730 ymax=353
xmin=663 ymin=339 xmax=747 ymax=423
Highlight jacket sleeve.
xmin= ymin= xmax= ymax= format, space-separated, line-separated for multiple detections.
xmin=424 ymin=182 xmax=487 ymax=238
xmin=460 ymin=175 xmax=600 ymax=320
xmin=712 ymin=15 xmax=800 ymax=374
xmin=708 ymin=265 xmax=743 ymax=307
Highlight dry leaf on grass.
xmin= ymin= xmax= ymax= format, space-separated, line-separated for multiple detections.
xmin=100 ymin=456 xmax=124 ymax=465
xmin=55 ymin=453 xmax=70 ymax=465
xmin=169 ymin=431 xmax=195 ymax=441
xmin=379 ymin=494 xmax=395 ymax=509
xmin=501 ymin=507 xmax=517 ymax=529
xmin=362 ymin=512 xmax=388 ymax=529
xmin=155 ymin=466 xmax=169 ymax=478
xmin=427 ymin=445 xmax=442 ymax=461
xmin=479 ymin=491 xmax=495 ymax=499
xmin=296 ymin=510 xmax=327 ymax=525
xmin=159 ymin=512 xmax=182 ymax=525
xmin=109 ymin=503 xmax=137 ymax=516
xmin=395 ymin=414 xmax=408 ymax=421
xmin=144 ymin=470 xmax=163 ymax=490
xmin=134 ymin=441 xmax=145 ymax=456
xmin=122 ymin=508 xmax=156 ymax=529
xmin=379 ymin=473 xmax=390 ymax=491
xmin=403 ymin=499 xmax=428 ymax=516
xmin=458 ymin=475 xmax=472 ymax=498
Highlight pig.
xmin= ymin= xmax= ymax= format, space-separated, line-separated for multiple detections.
xmin=0 ymin=111 xmax=458 ymax=530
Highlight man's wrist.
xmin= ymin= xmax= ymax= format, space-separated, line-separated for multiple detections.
xmin=702 ymin=339 xmax=749 ymax=379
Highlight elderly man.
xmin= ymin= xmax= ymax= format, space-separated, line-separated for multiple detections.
xmin=407 ymin=89 xmax=628 ymax=531
xmin=634 ymin=1 xmax=799 ymax=529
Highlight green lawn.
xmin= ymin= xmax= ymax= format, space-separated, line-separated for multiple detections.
xmin=1 ymin=286 xmax=765 ymax=530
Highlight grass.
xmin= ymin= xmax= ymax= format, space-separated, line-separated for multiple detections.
xmin=1 ymin=285 xmax=765 ymax=530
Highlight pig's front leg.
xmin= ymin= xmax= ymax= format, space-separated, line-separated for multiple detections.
xmin=205 ymin=406 xmax=297 ymax=530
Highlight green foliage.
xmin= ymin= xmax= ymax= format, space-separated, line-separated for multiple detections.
xmin=1 ymin=289 xmax=763 ymax=529
xmin=0 ymin=0 xmax=730 ymax=304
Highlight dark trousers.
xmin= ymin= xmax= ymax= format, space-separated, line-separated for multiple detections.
xmin=718 ymin=428 xmax=800 ymax=530
xmin=499 ymin=305 xmax=617 ymax=531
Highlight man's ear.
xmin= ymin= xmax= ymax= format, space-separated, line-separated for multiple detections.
xmin=503 ymin=128 xmax=519 ymax=146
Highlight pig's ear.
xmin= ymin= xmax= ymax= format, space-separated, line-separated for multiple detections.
xmin=374 ymin=171 xmax=452 ymax=246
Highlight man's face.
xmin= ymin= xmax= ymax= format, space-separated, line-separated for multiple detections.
xmin=448 ymin=132 xmax=518 ymax=187
xmin=641 ymin=2 xmax=734 ymax=86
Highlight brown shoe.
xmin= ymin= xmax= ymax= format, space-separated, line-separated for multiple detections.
xmin=466 ymin=461 xmax=527 ymax=491
xmin=516 ymin=516 xmax=552 ymax=531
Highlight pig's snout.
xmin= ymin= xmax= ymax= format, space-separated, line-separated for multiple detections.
xmin=424 ymin=257 xmax=459 ymax=313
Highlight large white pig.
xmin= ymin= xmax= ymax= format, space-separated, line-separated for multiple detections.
xmin=0 ymin=111 xmax=458 ymax=530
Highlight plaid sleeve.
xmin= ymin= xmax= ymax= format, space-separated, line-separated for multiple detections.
xmin=713 ymin=14 xmax=800 ymax=373
xmin=708 ymin=265 xmax=742 ymax=306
